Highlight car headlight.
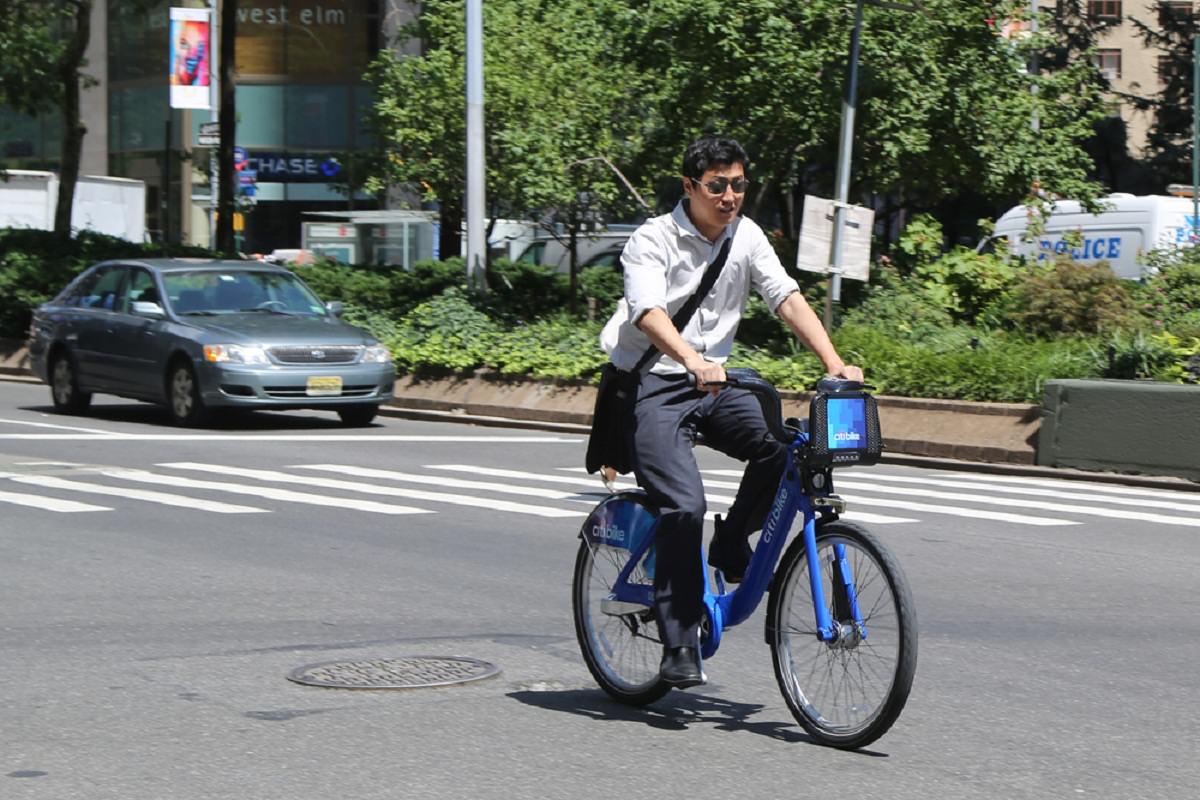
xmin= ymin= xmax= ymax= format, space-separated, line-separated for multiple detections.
xmin=204 ymin=344 xmax=270 ymax=364
xmin=362 ymin=345 xmax=393 ymax=363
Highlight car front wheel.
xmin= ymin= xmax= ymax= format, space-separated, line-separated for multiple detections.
xmin=167 ymin=361 xmax=212 ymax=427
xmin=50 ymin=352 xmax=92 ymax=414
xmin=337 ymin=404 xmax=378 ymax=427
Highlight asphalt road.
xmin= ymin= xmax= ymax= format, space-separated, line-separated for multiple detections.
xmin=1 ymin=379 xmax=1198 ymax=800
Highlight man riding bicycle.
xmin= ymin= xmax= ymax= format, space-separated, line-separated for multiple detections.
xmin=601 ymin=136 xmax=863 ymax=688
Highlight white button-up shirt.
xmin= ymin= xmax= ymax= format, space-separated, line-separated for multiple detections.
xmin=601 ymin=200 xmax=800 ymax=375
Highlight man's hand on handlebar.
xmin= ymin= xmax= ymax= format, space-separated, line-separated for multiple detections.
xmin=828 ymin=363 xmax=865 ymax=384
xmin=686 ymin=357 xmax=726 ymax=397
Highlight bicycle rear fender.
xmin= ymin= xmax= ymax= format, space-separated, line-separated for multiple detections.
xmin=580 ymin=491 xmax=659 ymax=606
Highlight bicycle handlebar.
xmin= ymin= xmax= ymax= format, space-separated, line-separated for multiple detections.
xmin=688 ymin=368 xmax=868 ymax=444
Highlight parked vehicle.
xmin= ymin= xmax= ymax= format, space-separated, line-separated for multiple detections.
xmin=982 ymin=194 xmax=1197 ymax=279
xmin=0 ymin=170 xmax=146 ymax=242
xmin=27 ymin=259 xmax=395 ymax=426
xmin=515 ymin=227 xmax=635 ymax=272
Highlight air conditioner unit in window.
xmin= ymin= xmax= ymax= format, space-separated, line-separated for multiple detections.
xmin=1099 ymin=67 xmax=1119 ymax=80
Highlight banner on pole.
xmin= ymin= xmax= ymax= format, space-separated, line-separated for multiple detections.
xmin=169 ymin=7 xmax=212 ymax=109
xmin=795 ymin=195 xmax=874 ymax=282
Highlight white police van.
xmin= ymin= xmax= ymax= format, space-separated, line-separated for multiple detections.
xmin=984 ymin=194 xmax=1197 ymax=279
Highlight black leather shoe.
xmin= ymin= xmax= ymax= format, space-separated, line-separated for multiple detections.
xmin=707 ymin=514 xmax=752 ymax=583
xmin=660 ymin=646 xmax=707 ymax=688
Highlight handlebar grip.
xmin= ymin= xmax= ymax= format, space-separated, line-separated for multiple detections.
xmin=816 ymin=376 xmax=866 ymax=394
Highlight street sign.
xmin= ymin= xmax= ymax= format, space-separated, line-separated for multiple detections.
xmin=796 ymin=195 xmax=874 ymax=282
xmin=233 ymin=146 xmax=248 ymax=171
xmin=197 ymin=121 xmax=219 ymax=147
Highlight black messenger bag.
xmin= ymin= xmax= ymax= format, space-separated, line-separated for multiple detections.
xmin=585 ymin=238 xmax=732 ymax=476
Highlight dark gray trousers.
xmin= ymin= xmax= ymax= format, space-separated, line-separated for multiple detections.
xmin=631 ymin=372 xmax=788 ymax=650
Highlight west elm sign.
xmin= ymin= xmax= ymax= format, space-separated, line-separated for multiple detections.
xmin=244 ymin=152 xmax=343 ymax=183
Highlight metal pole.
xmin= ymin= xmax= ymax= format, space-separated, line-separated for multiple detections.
xmin=209 ymin=0 xmax=219 ymax=249
xmin=465 ymin=0 xmax=486 ymax=289
xmin=1030 ymin=0 xmax=1039 ymax=134
xmin=824 ymin=0 xmax=864 ymax=329
xmin=1193 ymin=34 xmax=1198 ymax=241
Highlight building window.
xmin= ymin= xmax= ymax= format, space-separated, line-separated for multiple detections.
xmin=1160 ymin=1 xmax=1194 ymax=27
xmin=1158 ymin=55 xmax=1186 ymax=85
xmin=1088 ymin=0 xmax=1122 ymax=19
xmin=1093 ymin=48 xmax=1122 ymax=80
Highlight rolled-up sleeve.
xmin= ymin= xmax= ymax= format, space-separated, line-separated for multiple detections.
xmin=622 ymin=227 xmax=669 ymax=325
xmin=748 ymin=226 xmax=800 ymax=312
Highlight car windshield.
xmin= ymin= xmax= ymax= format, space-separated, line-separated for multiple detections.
xmin=162 ymin=270 xmax=327 ymax=316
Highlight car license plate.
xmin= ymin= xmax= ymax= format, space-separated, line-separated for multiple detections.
xmin=306 ymin=376 xmax=343 ymax=397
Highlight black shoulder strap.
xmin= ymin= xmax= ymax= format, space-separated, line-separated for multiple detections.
xmin=632 ymin=236 xmax=733 ymax=373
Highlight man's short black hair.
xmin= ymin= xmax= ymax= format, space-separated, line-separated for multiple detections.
xmin=682 ymin=136 xmax=749 ymax=180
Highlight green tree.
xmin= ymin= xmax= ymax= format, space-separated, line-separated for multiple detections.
xmin=0 ymin=1 xmax=94 ymax=238
xmin=365 ymin=0 xmax=651 ymax=300
xmin=626 ymin=0 xmax=1108 ymax=235
xmin=1129 ymin=0 xmax=1197 ymax=186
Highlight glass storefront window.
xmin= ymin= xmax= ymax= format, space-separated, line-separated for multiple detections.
xmin=110 ymin=86 xmax=170 ymax=152
xmin=285 ymin=85 xmax=350 ymax=148
xmin=109 ymin=2 xmax=170 ymax=82
xmin=237 ymin=85 xmax=287 ymax=147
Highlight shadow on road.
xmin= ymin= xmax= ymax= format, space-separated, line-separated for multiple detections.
xmin=507 ymin=687 xmax=888 ymax=755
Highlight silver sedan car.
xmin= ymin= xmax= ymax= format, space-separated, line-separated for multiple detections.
xmin=28 ymin=259 xmax=396 ymax=426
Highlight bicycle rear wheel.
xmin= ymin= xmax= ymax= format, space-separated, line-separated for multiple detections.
xmin=572 ymin=538 xmax=669 ymax=705
xmin=766 ymin=521 xmax=917 ymax=749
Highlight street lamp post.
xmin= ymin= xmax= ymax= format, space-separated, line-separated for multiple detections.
xmin=1193 ymin=34 xmax=1198 ymax=241
xmin=465 ymin=0 xmax=486 ymax=289
xmin=822 ymin=0 xmax=921 ymax=329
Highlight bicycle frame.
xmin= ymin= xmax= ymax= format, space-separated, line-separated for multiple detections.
xmin=604 ymin=430 xmax=868 ymax=661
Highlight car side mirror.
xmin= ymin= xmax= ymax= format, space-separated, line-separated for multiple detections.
xmin=131 ymin=301 xmax=166 ymax=319
xmin=325 ymin=301 xmax=344 ymax=317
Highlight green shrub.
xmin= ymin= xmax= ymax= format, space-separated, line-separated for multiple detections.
xmin=1003 ymin=258 xmax=1136 ymax=337
xmin=830 ymin=323 xmax=1101 ymax=403
xmin=1166 ymin=309 xmax=1200 ymax=341
xmin=486 ymin=259 xmax=570 ymax=321
xmin=579 ymin=266 xmax=624 ymax=315
xmin=481 ymin=313 xmax=607 ymax=380
xmin=912 ymin=247 xmax=1019 ymax=325
xmin=292 ymin=260 xmax=393 ymax=310
xmin=381 ymin=287 xmax=501 ymax=373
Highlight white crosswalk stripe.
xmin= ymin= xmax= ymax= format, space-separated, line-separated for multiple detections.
xmin=0 ymin=487 xmax=110 ymax=513
xmin=0 ymin=472 xmax=267 ymax=514
xmin=839 ymin=470 xmax=1200 ymax=515
xmin=101 ymin=468 xmax=431 ymax=516
xmin=160 ymin=462 xmax=585 ymax=519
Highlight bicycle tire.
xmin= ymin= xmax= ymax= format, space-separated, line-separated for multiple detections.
xmin=572 ymin=538 xmax=670 ymax=705
xmin=766 ymin=520 xmax=917 ymax=749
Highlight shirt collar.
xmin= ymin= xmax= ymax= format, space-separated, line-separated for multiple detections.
xmin=671 ymin=199 xmax=735 ymax=247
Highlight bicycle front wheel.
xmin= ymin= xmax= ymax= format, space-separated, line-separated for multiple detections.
xmin=766 ymin=521 xmax=917 ymax=749
xmin=572 ymin=538 xmax=669 ymax=706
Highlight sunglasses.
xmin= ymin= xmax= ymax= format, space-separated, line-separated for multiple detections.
xmin=690 ymin=175 xmax=749 ymax=195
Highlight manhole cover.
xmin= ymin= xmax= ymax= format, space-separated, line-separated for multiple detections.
xmin=287 ymin=656 xmax=501 ymax=689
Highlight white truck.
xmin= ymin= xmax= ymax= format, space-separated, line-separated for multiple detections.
xmin=0 ymin=169 xmax=146 ymax=242
xmin=985 ymin=193 xmax=1196 ymax=279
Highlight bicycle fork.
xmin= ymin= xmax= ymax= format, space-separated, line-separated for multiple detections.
xmin=802 ymin=511 xmax=868 ymax=647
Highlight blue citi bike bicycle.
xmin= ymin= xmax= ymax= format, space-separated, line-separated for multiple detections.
xmin=572 ymin=369 xmax=917 ymax=749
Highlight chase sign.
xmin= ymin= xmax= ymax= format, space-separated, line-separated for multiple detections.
xmin=243 ymin=152 xmax=343 ymax=183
